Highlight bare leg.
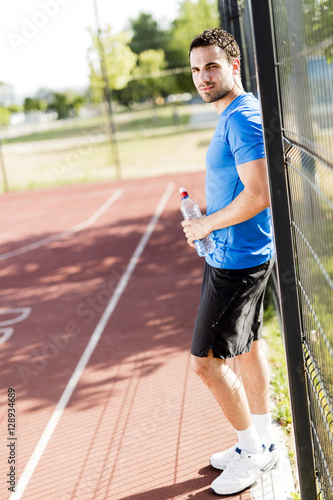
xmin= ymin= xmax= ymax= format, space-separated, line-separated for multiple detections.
xmin=237 ymin=339 xmax=270 ymax=414
xmin=191 ymin=349 xmax=252 ymax=431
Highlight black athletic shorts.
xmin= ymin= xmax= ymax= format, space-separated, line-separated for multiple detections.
xmin=191 ymin=257 xmax=275 ymax=359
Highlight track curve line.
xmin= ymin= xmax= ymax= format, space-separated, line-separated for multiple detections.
xmin=0 ymin=188 xmax=123 ymax=261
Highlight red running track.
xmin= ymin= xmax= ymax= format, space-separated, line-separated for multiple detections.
xmin=0 ymin=174 xmax=250 ymax=500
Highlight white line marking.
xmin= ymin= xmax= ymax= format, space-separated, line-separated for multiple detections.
xmin=0 ymin=307 xmax=31 ymax=326
xmin=0 ymin=307 xmax=32 ymax=345
xmin=0 ymin=327 xmax=13 ymax=344
xmin=10 ymin=182 xmax=174 ymax=499
xmin=0 ymin=189 xmax=123 ymax=261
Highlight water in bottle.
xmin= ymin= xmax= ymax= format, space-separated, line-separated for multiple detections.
xmin=179 ymin=187 xmax=216 ymax=257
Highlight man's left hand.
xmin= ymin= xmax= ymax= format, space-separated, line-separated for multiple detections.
xmin=181 ymin=216 xmax=211 ymax=248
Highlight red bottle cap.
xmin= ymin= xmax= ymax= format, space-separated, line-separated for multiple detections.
xmin=179 ymin=187 xmax=188 ymax=198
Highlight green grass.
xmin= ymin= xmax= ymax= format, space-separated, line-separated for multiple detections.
xmin=3 ymin=105 xmax=191 ymax=145
xmin=115 ymin=108 xmax=191 ymax=132
xmin=3 ymin=115 xmax=105 ymax=144
xmin=263 ymin=293 xmax=297 ymax=488
xmin=0 ymin=105 xmax=213 ymax=192
xmin=263 ymin=298 xmax=293 ymax=433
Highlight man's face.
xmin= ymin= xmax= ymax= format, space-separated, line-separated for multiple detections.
xmin=190 ymin=45 xmax=236 ymax=103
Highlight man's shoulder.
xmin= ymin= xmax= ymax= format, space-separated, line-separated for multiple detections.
xmin=226 ymin=94 xmax=262 ymax=130
xmin=228 ymin=93 xmax=260 ymax=116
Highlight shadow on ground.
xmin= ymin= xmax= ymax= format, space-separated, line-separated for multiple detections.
xmin=0 ymin=206 xmax=204 ymax=412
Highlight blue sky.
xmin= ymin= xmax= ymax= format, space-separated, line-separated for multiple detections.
xmin=0 ymin=0 xmax=180 ymax=100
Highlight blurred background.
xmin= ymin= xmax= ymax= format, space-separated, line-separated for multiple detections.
xmin=0 ymin=0 xmax=220 ymax=191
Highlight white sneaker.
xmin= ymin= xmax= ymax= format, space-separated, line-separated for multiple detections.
xmin=210 ymin=442 xmax=279 ymax=470
xmin=211 ymin=445 xmax=275 ymax=495
xmin=210 ymin=444 xmax=237 ymax=470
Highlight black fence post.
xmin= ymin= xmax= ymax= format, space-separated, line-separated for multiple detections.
xmin=249 ymin=1 xmax=317 ymax=498
xmin=218 ymin=0 xmax=253 ymax=93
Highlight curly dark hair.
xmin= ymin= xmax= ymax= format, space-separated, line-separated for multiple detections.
xmin=189 ymin=28 xmax=241 ymax=64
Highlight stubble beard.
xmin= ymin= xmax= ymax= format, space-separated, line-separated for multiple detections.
xmin=199 ymin=86 xmax=232 ymax=103
xmin=200 ymin=89 xmax=231 ymax=102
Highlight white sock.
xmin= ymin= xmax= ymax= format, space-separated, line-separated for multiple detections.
xmin=251 ymin=413 xmax=274 ymax=448
xmin=236 ymin=423 xmax=262 ymax=454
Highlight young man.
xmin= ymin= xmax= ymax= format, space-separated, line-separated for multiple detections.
xmin=181 ymin=28 xmax=277 ymax=495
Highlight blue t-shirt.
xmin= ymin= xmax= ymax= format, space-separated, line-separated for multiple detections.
xmin=205 ymin=93 xmax=275 ymax=269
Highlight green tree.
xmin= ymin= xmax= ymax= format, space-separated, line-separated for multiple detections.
xmin=167 ymin=0 xmax=219 ymax=68
xmin=0 ymin=107 xmax=10 ymax=126
xmin=7 ymin=104 xmax=22 ymax=113
xmin=47 ymin=93 xmax=69 ymax=119
xmin=303 ymin=0 xmax=333 ymax=63
xmin=47 ymin=92 xmax=85 ymax=119
xmin=164 ymin=0 xmax=220 ymax=93
xmin=88 ymin=26 xmax=137 ymax=102
xmin=70 ymin=95 xmax=85 ymax=115
xmin=115 ymin=49 xmax=169 ymax=106
xmin=134 ymin=49 xmax=167 ymax=99
xmin=129 ymin=12 xmax=166 ymax=54
xmin=36 ymin=88 xmax=55 ymax=105
xmin=23 ymin=97 xmax=47 ymax=112
xmin=105 ymin=1 xmax=219 ymax=105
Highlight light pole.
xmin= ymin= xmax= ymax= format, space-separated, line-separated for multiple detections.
xmin=0 ymin=137 xmax=8 ymax=192
xmin=92 ymin=0 xmax=121 ymax=180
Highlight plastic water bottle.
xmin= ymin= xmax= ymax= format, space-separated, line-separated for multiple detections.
xmin=179 ymin=187 xmax=216 ymax=257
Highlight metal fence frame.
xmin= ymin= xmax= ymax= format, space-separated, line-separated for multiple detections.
xmin=250 ymin=3 xmax=317 ymax=497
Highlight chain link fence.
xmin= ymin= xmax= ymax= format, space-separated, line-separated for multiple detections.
xmin=272 ymin=0 xmax=333 ymax=496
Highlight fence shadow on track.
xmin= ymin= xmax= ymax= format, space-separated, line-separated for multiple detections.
xmin=117 ymin=466 xmax=217 ymax=500
xmin=0 ymin=208 xmax=205 ymax=412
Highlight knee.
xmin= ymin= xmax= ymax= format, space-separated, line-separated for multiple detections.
xmin=191 ymin=352 xmax=229 ymax=387
xmin=191 ymin=354 xmax=208 ymax=377
xmin=190 ymin=354 xmax=215 ymax=383
xmin=238 ymin=339 xmax=266 ymax=366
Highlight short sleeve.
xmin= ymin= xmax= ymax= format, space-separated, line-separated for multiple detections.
xmin=226 ymin=109 xmax=265 ymax=166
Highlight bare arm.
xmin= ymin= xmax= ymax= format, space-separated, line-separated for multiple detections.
xmin=181 ymin=157 xmax=270 ymax=248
